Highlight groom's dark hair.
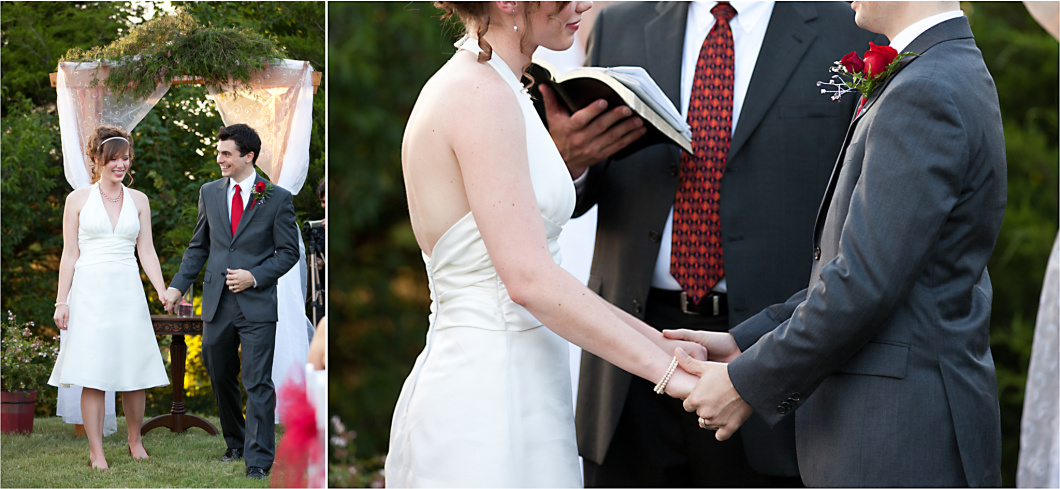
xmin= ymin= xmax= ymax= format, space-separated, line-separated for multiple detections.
xmin=218 ymin=124 xmax=261 ymax=165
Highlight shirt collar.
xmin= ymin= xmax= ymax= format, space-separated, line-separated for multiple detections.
xmin=230 ymin=172 xmax=257 ymax=194
xmin=690 ymin=1 xmax=774 ymax=35
xmin=888 ymin=10 xmax=964 ymax=53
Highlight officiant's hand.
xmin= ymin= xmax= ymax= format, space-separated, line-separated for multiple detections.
xmin=163 ymin=288 xmax=183 ymax=314
xmin=663 ymin=329 xmax=741 ymax=363
xmin=675 ymin=348 xmax=753 ymax=442
xmin=226 ymin=268 xmax=255 ymax=293
xmin=540 ymin=84 xmax=647 ymax=179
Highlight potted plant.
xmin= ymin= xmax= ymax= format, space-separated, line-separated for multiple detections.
xmin=1 ymin=311 xmax=58 ymax=434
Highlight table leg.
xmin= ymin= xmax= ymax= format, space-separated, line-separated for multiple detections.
xmin=142 ymin=334 xmax=218 ymax=435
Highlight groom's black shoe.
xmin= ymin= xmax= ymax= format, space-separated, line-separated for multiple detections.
xmin=246 ymin=467 xmax=268 ymax=479
xmin=222 ymin=448 xmax=243 ymax=462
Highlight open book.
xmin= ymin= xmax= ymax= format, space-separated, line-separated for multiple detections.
xmin=528 ymin=59 xmax=692 ymax=154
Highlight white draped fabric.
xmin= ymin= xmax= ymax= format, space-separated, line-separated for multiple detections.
xmin=55 ymin=61 xmax=170 ymax=431
xmin=1017 ymin=235 xmax=1060 ymax=488
xmin=206 ymin=59 xmax=315 ymax=191
xmin=208 ymin=59 xmax=317 ymax=421
xmin=57 ymin=61 xmax=170 ymax=190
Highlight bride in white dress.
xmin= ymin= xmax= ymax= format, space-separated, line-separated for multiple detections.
xmin=387 ymin=2 xmax=706 ymax=486
xmin=49 ymin=125 xmax=170 ymax=470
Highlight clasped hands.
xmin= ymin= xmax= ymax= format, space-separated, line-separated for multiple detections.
xmin=161 ymin=268 xmax=255 ymax=314
xmin=663 ymin=329 xmax=755 ymax=442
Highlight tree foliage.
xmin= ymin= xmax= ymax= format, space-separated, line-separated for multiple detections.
xmin=327 ymin=2 xmax=452 ymax=479
xmin=965 ymin=3 xmax=1059 ymax=484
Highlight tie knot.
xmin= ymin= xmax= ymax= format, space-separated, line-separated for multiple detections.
xmin=712 ymin=2 xmax=736 ymax=23
xmin=234 ymin=185 xmax=242 ymax=194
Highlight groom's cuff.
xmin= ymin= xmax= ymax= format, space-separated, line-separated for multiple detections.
xmin=167 ymin=287 xmax=182 ymax=294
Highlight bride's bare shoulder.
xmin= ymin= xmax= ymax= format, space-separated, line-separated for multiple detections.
xmin=65 ymin=187 xmax=91 ymax=209
xmin=416 ymin=51 xmax=519 ymax=117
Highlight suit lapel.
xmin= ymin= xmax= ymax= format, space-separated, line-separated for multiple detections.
xmin=853 ymin=17 xmax=972 ymax=123
xmin=217 ymin=179 xmax=233 ymax=241
xmin=813 ymin=17 xmax=974 ymax=237
xmin=644 ymin=2 xmax=687 ymax=111
xmin=644 ymin=2 xmax=688 ymax=170
xmin=729 ymin=2 xmax=818 ymax=160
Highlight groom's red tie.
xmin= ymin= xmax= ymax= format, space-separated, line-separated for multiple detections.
xmin=671 ymin=2 xmax=736 ymax=304
xmin=231 ymin=185 xmax=243 ymax=237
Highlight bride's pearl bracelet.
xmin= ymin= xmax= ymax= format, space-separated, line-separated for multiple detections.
xmin=653 ymin=355 xmax=679 ymax=394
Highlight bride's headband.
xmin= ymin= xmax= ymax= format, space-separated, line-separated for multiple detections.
xmin=98 ymin=136 xmax=130 ymax=150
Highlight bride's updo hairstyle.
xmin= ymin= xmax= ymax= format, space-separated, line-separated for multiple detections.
xmin=435 ymin=2 xmax=566 ymax=63
xmin=85 ymin=125 xmax=134 ymax=185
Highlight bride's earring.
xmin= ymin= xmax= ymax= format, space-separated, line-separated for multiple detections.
xmin=513 ymin=9 xmax=518 ymax=31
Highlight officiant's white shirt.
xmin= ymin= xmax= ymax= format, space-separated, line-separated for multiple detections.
xmin=652 ymin=0 xmax=774 ymax=293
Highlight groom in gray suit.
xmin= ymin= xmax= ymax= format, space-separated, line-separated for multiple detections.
xmin=165 ymin=124 xmax=299 ymax=479
xmin=676 ymin=2 xmax=1005 ymax=486
xmin=542 ymin=2 xmax=878 ymax=485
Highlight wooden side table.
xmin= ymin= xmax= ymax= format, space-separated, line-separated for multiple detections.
xmin=142 ymin=315 xmax=219 ymax=436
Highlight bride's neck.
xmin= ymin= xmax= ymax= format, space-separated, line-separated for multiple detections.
xmin=477 ymin=27 xmax=536 ymax=78
xmin=98 ymin=179 xmax=122 ymax=194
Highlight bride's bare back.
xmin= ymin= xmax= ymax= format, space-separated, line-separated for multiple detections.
xmin=402 ymin=49 xmax=525 ymax=258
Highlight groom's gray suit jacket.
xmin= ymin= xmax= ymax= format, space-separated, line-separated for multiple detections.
xmin=573 ymin=1 xmax=880 ymax=477
xmin=170 ymin=174 xmax=300 ymax=323
xmin=728 ymin=17 xmax=1005 ymax=487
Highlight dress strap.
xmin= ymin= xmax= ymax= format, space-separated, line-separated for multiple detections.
xmin=454 ymin=36 xmax=525 ymax=93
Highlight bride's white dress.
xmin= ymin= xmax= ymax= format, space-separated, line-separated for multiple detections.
xmin=48 ymin=183 xmax=169 ymax=392
xmin=385 ymin=38 xmax=581 ymax=487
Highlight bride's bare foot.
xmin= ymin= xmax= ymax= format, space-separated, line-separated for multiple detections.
xmin=128 ymin=441 xmax=150 ymax=460
xmin=89 ymin=453 xmax=109 ymax=470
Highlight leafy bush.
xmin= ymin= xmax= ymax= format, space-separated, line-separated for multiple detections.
xmin=1 ymin=311 xmax=60 ymax=413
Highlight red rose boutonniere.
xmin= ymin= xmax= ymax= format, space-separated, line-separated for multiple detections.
xmin=818 ymin=42 xmax=917 ymax=102
xmin=249 ymin=181 xmax=274 ymax=208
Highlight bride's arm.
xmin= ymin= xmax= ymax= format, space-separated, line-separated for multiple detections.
xmin=447 ymin=76 xmax=701 ymax=398
xmin=54 ymin=189 xmax=88 ymax=330
xmin=132 ymin=190 xmax=168 ymax=303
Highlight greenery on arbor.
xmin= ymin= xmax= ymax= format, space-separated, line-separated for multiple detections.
xmin=326 ymin=2 xmax=1057 ymax=487
xmin=1 ymin=1 xmax=324 ymax=418
xmin=63 ymin=11 xmax=285 ymax=100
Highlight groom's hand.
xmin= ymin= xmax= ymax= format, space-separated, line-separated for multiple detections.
xmin=675 ymin=348 xmax=753 ymax=442
xmin=163 ymin=288 xmax=183 ymax=314
xmin=226 ymin=269 xmax=255 ymax=293
xmin=664 ymin=329 xmax=741 ymax=363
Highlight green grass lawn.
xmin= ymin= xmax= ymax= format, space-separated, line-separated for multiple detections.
xmin=1 ymin=416 xmax=285 ymax=488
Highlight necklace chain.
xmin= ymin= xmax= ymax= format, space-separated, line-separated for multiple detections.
xmin=99 ymin=185 xmax=123 ymax=203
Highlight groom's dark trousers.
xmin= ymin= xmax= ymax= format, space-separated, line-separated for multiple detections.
xmin=170 ymin=174 xmax=299 ymax=471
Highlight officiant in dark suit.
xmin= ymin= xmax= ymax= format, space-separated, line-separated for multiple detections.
xmin=165 ymin=124 xmax=300 ymax=479
xmin=673 ymin=1 xmax=1005 ymax=486
xmin=541 ymin=1 xmax=878 ymax=486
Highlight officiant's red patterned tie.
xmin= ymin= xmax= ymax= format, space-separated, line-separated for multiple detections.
xmin=671 ymin=2 xmax=736 ymax=304
xmin=231 ymin=185 xmax=243 ymax=237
